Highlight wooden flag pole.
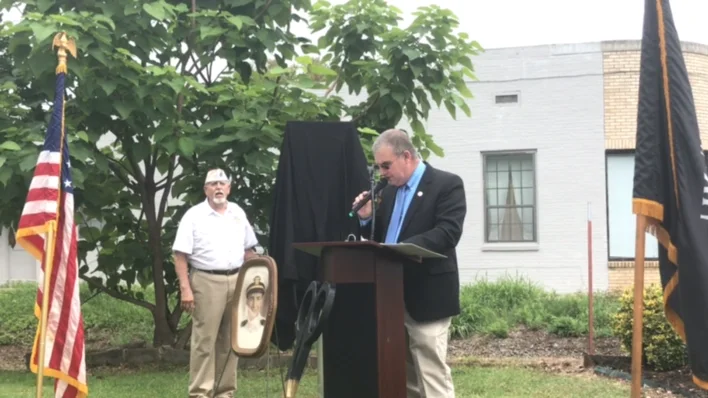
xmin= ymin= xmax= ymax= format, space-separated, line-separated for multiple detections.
xmin=36 ymin=220 xmax=58 ymax=398
xmin=631 ymin=214 xmax=648 ymax=398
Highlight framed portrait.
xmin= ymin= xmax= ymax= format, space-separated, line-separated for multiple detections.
xmin=230 ymin=255 xmax=278 ymax=358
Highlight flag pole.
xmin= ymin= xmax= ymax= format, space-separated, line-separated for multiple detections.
xmin=36 ymin=220 xmax=58 ymax=398
xmin=35 ymin=31 xmax=76 ymax=398
xmin=631 ymin=214 xmax=648 ymax=398
xmin=587 ymin=201 xmax=594 ymax=355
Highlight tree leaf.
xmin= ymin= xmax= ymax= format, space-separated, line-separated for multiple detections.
xmin=309 ymin=63 xmax=337 ymax=76
xmin=403 ymin=48 xmax=421 ymax=60
xmin=226 ymin=15 xmax=255 ymax=30
xmin=20 ymin=155 xmax=37 ymax=171
xmin=200 ymin=26 xmax=227 ymax=39
xmin=409 ymin=119 xmax=425 ymax=137
xmin=177 ymin=136 xmax=195 ymax=157
xmin=142 ymin=2 xmax=166 ymax=21
xmin=93 ymin=15 xmax=117 ymax=31
xmin=99 ymin=81 xmax=118 ymax=96
xmin=0 ymin=141 xmax=21 ymax=151
xmin=0 ymin=156 xmax=6 ymax=168
xmin=29 ymin=22 xmax=56 ymax=44
xmin=296 ymin=55 xmax=313 ymax=66
xmin=77 ymin=131 xmax=90 ymax=142
xmin=113 ymin=103 xmax=133 ymax=119
xmin=0 ymin=168 xmax=11 ymax=186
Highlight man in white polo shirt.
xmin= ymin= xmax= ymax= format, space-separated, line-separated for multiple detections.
xmin=172 ymin=168 xmax=260 ymax=398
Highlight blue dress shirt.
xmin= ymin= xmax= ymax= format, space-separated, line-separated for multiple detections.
xmin=360 ymin=161 xmax=427 ymax=243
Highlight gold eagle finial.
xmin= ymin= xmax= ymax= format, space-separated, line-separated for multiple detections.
xmin=52 ymin=32 xmax=77 ymax=74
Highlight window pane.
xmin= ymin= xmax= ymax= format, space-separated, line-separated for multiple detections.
xmin=486 ymin=172 xmax=497 ymax=189
xmin=497 ymin=187 xmax=508 ymax=206
xmin=497 ymin=159 xmax=509 ymax=172
xmin=522 ymin=171 xmax=534 ymax=188
xmin=488 ymin=208 xmax=499 ymax=225
xmin=487 ymin=159 xmax=497 ymax=172
xmin=520 ymin=188 xmax=534 ymax=205
xmin=510 ymin=171 xmax=521 ymax=188
xmin=486 ymin=189 xmax=498 ymax=206
xmin=521 ymin=158 xmax=534 ymax=171
xmin=487 ymin=207 xmax=499 ymax=241
xmin=510 ymin=160 xmax=521 ymax=172
xmin=522 ymin=207 xmax=534 ymax=224
xmin=523 ymin=223 xmax=534 ymax=240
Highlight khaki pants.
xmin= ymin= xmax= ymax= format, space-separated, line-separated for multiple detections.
xmin=405 ymin=309 xmax=455 ymax=398
xmin=189 ymin=270 xmax=240 ymax=398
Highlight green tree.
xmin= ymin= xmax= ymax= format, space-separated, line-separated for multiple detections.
xmin=0 ymin=0 xmax=481 ymax=347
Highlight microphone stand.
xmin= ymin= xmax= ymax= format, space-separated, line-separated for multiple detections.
xmin=368 ymin=165 xmax=377 ymax=241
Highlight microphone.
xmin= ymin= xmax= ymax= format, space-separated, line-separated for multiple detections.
xmin=349 ymin=178 xmax=388 ymax=218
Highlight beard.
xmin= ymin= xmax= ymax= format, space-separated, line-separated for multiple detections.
xmin=212 ymin=196 xmax=226 ymax=204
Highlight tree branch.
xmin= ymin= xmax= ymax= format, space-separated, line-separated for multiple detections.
xmin=169 ymin=299 xmax=184 ymax=331
xmin=107 ymin=161 xmax=136 ymax=191
xmin=190 ymin=52 xmax=210 ymax=83
xmin=157 ymin=155 xmax=177 ymax=227
xmin=350 ymin=93 xmax=381 ymax=123
xmin=119 ymin=137 xmax=146 ymax=186
xmin=324 ymin=76 xmax=340 ymax=97
xmin=254 ymin=0 xmax=274 ymax=21
xmin=80 ymin=274 xmax=155 ymax=312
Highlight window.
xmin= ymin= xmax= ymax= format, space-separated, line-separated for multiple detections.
xmin=483 ymin=152 xmax=536 ymax=242
xmin=606 ymin=152 xmax=658 ymax=259
xmin=495 ymin=94 xmax=518 ymax=104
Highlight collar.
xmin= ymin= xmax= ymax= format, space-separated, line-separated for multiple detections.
xmin=202 ymin=199 xmax=234 ymax=216
xmin=403 ymin=161 xmax=426 ymax=191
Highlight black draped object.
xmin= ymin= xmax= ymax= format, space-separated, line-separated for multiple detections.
xmin=268 ymin=121 xmax=370 ymax=350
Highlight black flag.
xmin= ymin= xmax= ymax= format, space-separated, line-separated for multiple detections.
xmin=633 ymin=0 xmax=708 ymax=389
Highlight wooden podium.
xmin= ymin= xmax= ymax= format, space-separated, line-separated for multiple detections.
xmin=293 ymin=240 xmax=445 ymax=398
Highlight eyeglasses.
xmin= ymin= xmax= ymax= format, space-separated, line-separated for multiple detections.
xmin=375 ymin=153 xmax=406 ymax=170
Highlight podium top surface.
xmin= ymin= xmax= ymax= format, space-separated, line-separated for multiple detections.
xmin=292 ymin=240 xmax=447 ymax=259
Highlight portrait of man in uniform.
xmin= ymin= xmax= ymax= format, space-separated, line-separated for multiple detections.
xmin=235 ymin=272 xmax=269 ymax=350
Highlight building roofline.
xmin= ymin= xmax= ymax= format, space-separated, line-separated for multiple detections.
xmin=601 ymin=40 xmax=708 ymax=55
xmin=477 ymin=40 xmax=708 ymax=56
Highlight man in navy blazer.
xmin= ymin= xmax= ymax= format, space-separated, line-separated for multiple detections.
xmin=354 ymin=129 xmax=466 ymax=398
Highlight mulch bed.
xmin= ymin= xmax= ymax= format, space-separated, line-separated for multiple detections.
xmin=447 ymin=327 xmax=708 ymax=397
xmin=2 ymin=326 xmax=706 ymax=397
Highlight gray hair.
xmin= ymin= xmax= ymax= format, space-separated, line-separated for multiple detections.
xmin=372 ymin=129 xmax=418 ymax=158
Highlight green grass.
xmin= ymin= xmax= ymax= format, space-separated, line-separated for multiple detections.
xmin=451 ymin=275 xmax=622 ymax=339
xmin=0 ymin=364 xmax=631 ymax=397
xmin=0 ymin=282 xmax=176 ymax=348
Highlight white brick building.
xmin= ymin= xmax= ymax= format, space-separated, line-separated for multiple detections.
xmin=426 ymin=43 xmax=609 ymax=293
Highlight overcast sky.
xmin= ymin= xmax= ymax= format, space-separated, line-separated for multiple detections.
xmin=3 ymin=0 xmax=706 ymax=49
xmin=366 ymin=0 xmax=708 ymax=49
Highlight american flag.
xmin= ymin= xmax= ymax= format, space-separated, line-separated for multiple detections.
xmin=15 ymin=67 xmax=88 ymax=397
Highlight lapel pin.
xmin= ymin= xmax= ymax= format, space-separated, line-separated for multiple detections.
xmin=417 ymin=191 xmax=423 ymax=197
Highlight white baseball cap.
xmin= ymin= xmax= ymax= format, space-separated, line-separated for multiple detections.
xmin=204 ymin=168 xmax=230 ymax=184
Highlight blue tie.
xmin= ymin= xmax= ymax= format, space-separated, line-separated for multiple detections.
xmin=385 ymin=185 xmax=409 ymax=243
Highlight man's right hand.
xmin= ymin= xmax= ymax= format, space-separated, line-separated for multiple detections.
xmin=353 ymin=190 xmax=373 ymax=220
xmin=180 ymin=286 xmax=195 ymax=314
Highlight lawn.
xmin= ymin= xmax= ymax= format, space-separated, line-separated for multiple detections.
xmin=0 ymin=364 xmax=632 ymax=397
xmin=0 ymin=277 xmax=640 ymax=397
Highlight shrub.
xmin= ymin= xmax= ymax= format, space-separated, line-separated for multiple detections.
xmin=548 ymin=316 xmax=584 ymax=337
xmin=612 ymin=284 xmax=687 ymax=371
xmin=450 ymin=275 xmax=621 ymax=339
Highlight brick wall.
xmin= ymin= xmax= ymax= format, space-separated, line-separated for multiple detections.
xmin=603 ymin=40 xmax=708 ymax=291
xmin=607 ymin=261 xmax=661 ymax=292
xmin=602 ymin=40 xmax=708 ymax=150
